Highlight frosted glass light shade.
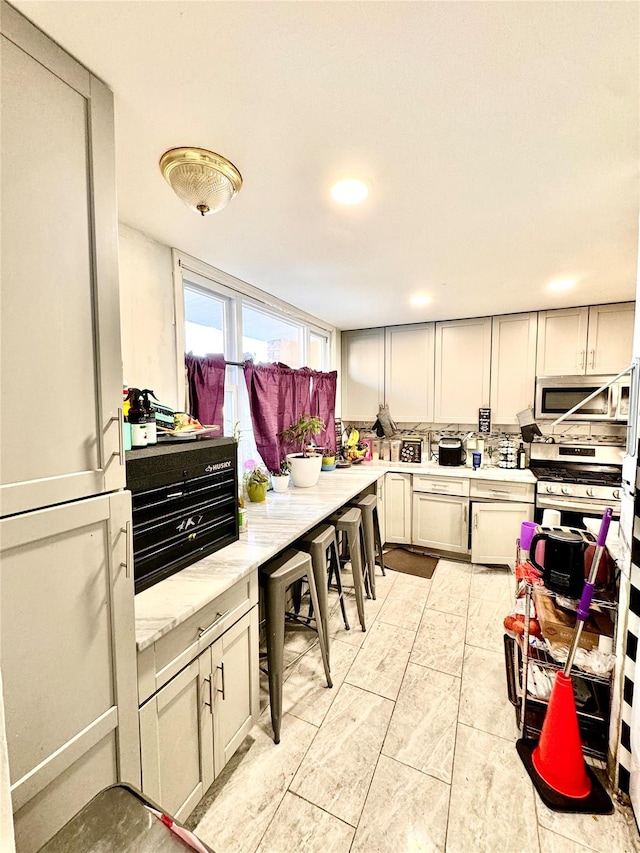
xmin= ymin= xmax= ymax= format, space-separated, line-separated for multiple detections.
xmin=159 ymin=147 xmax=242 ymax=216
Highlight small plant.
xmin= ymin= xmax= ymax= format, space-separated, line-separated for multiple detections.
xmin=271 ymin=459 xmax=290 ymax=477
xmin=280 ymin=414 xmax=325 ymax=457
xmin=243 ymin=460 xmax=269 ymax=487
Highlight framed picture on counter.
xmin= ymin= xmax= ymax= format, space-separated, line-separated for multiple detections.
xmin=359 ymin=438 xmax=372 ymax=461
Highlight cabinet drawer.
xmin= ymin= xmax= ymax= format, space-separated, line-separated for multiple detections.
xmin=412 ymin=475 xmax=469 ymax=497
xmin=469 ymin=480 xmax=534 ymax=503
xmin=138 ymin=572 xmax=258 ymax=702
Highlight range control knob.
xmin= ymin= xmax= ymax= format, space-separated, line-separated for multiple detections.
xmin=586 ymin=487 xmax=595 ymax=497
xmin=545 ymin=484 xmax=557 ymax=494
xmin=561 ymin=485 xmax=572 ymax=495
xmin=613 ymin=489 xmax=621 ymax=499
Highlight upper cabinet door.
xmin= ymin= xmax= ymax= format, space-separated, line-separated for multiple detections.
xmin=340 ymin=328 xmax=385 ymax=422
xmin=1 ymin=4 xmax=124 ymax=518
xmin=434 ymin=317 xmax=492 ymax=424
xmin=536 ymin=307 xmax=589 ymax=376
xmin=585 ymin=303 xmax=634 ymax=375
xmin=490 ymin=313 xmax=538 ymax=425
xmin=385 ymin=324 xmax=435 ymax=423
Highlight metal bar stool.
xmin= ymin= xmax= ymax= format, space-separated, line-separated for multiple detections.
xmin=349 ymin=493 xmax=386 ymax=600
xmin=299 ymin=524 xmax=351 ymax=664
xmin=260 ymin=548 xmax=332 ymax=744
xmin=328 ymin=506 xmax=368 ymax=632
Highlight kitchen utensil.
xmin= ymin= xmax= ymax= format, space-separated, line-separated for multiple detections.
xmin=528 ymin=527 xmax=595 ymax=598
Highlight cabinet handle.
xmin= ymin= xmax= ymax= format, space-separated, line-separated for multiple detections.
xmin=579 ymin=350 xmax=585 ymax=371
xmin=198 ymin=610 xmax=230 ymax=639
xmin=463 ymin=505 xmax=468 ymax=525
xmin=119 ymin=520 xmax=132 ymax=579
xmin=474 ymin=514 xmax=478 ymax=531
xmin=589 ymin=349 xmax=595 ymax=370
xmin=203 ymin=675 xmax=214 ymax=714
xmin=108 ymin=409 xmax=125 ymax=465
xmin=217 ymin=662 xmax=226 ymax=700
xmin=489 ymin=489 xmax=509 ymax=495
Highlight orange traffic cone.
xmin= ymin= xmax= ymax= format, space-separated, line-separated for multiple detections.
xmin=517 ymin=671 xmax=613 ymax=813
xmin=532 ymin=672 xmax=590 ymax=798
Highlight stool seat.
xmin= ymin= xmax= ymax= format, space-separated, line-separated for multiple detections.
xmin=328 ymin=507 xmax=367 ymax=632
xmin=260 ymin=548 xmax=332 ymax=743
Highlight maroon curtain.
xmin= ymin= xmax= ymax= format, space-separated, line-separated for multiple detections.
xmin=311 ymin=370 xmax=338 ymax=452
xmin=185 ymin=353 xmax=226 ymax=427
xmin=243 ymin=362 xmax=312 ymax=472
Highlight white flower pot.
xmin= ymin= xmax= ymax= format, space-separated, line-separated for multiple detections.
xmin=271 ymin=473 xmax=290 ymax=493
xmin=286 ymin=453 xmax=322 ymax=488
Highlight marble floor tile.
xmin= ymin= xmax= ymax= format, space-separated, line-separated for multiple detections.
xmin=466 ymin=593 xmax=513 ymax=654
xmin=282 ymin=637 xmax=359 ymax=727
xmin=427 ymin=559 xmax=472 ymax=617
xmin=470 ymin=562 xmax=515 ymax=602
xmin=446 ymin=723 xmax=540 ymax=853
xmin=290 ymin=682 xmax=394 ymax=826
xmin=256 ymin=791 xmax=355 ymax=853
xmin=345 ymin=619 xmax=415 ymax=700
xmin=535 ymin=794 xmax=640 ymax=853
xmin=382 ymin=661 xmax=460 ymax=783
xmin=538 ymin=826 xmax=595 ymax=853
xmin=458 ymin=644 xmax=519 ymax=741
xmin=189 ymin=713 xmax=318 ymax=853
xmin=350 ymin=754 xmax=450 ymax=853
xmin=375 ymin=572 xmax=430 ymax=631
xmin=411 ymin=608 xmax=466 ymax=677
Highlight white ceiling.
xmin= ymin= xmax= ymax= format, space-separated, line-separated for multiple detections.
xmin=12 ymin=1 xmax=640 ymax=331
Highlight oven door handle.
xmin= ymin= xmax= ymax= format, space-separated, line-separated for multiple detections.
xmin=536 ymin=496 xmax=620 ymax=516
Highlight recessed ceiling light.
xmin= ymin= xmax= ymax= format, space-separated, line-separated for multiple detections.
xmin=410 ymin=295 xmax=432 ymax=307
xmin=331 ymin=179 xmax=368 ymax=205
xmin=548 ymin=279 xmax=576 ymax=292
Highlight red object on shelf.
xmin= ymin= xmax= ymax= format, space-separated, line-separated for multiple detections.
xmin=515 ymin=560 xmax=543 ymax=584
xmin=531 ymin=672 xmax=591 ymax=798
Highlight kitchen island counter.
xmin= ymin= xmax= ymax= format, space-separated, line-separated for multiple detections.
xmin=134 ymin=465 xmax=381 ymax=650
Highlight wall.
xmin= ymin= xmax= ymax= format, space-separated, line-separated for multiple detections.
xmin=118 ymin=224 xmax=178 ymax=408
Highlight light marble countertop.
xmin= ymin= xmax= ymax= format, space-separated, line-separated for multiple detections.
xmin=373 ymin=460 xmax=536 ymax=483
xmin=134 ymin=465 xmax=382 ymax=650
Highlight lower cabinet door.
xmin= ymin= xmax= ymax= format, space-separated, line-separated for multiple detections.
xmin=384 ymin=472 xmax=412 ymax=544
xmin=471 ymin=501 xmax=534 ymax=565
xmin=139 ymin=654 xmax=213 ymax=821
xmin=213 ymin=607 xmax=259 ymax=776
xmin=412 ymin=492 xmax=469 ymax=553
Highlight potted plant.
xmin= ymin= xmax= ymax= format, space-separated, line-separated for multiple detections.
xmin=280 ymin=414 xmax=325 ymax=488
xmin=321 ymin=449 xmax=336 ymax=471
xmin=243 ymin=460 xmax=269 ymax=502
xmin=271 ymin=459 xmax=291 ymax=492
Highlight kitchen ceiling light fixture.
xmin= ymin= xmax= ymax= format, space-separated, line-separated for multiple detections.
xmin=331 ymin=178 xmax=368 ymax=205
xmin=410 ymin=295 xmax=432 ymax=307
xmin=159 ymin=147 xmax=242 ymax=216
xmin=548 ymin=279 xmax=576 ymax=292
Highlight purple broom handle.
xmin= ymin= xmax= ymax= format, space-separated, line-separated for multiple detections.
xmin=564 ymin=507 xmax=613 ymax=675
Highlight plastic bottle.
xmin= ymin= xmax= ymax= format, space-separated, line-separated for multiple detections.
xmin=127 ymin=388 xmax=148 ymax=448
xmin=141 ymin=389 xmax=158 ymax=445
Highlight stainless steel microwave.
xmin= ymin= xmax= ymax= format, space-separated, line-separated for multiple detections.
xmin=534 ymin=375 xmax=630 ymax=422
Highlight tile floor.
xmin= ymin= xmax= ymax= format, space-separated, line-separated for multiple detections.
xmin=188 ymin=558 xmax=640 ymax=853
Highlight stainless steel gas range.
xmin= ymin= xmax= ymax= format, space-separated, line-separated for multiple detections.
xmin=529 ymin=441 xmax=623 ymax=525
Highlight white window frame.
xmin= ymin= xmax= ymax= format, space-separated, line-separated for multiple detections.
xmin=172 ymin=250 xmax=336 ymax=465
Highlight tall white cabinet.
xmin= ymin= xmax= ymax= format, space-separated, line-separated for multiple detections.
xmin=490 ymin=313 xmax=538 ymax=425
xmin=340 ymin=328 xmax=385 ymax=421
xmin=0 ymin=5 xmax=139 ymax=850
xmin=434 ymin=317 xmax=492 ymax=423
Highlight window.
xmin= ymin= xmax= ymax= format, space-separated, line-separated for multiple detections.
xmin=242 ymin=304 xmax=303 ymax=367
xmin=174 ymin=252 xmax=334 ymax=471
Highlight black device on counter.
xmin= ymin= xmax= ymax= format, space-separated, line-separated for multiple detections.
xmin=438 ymin=437 xmax=466 ymax=466
xmin=126 ymin=437 xmax=238 ymax=594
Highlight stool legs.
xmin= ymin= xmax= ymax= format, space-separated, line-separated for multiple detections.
xmin=373 ymin=505 xmax=387 ymax=576
xmin=344 ymin=526 xmax=367 ymax=632
xmin=327 ymin=533 xmax=350 ymax=631
xmin=264 ymin=580 xmax=287 ymax=744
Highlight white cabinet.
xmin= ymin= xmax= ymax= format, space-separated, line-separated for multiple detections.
xmin=341 ymin=328 xmax=385 ymax=421
xmin=384 ymin=472 xmax=412 ymax=544
xmin=385 ymin=324 xmax=435 ymax=422
xmin=490 ymin=313 xmax=538 ymax=425
xmin=434 ymin=317 xmax=492 ymax=423
xmin=470 ymin=501 xmax=534 ymax=565
xmin=412 ymin=475 xmax=470 ymax=554
xmin=536 ymin=303 xmax=634 ymax=377
xmin=0 ymin=3 xmax=125 ymax=519
xmin=139 ymin=608 xmax=258 ymax=822
xmin=1 ymin=493 xmax=139 ymax=853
